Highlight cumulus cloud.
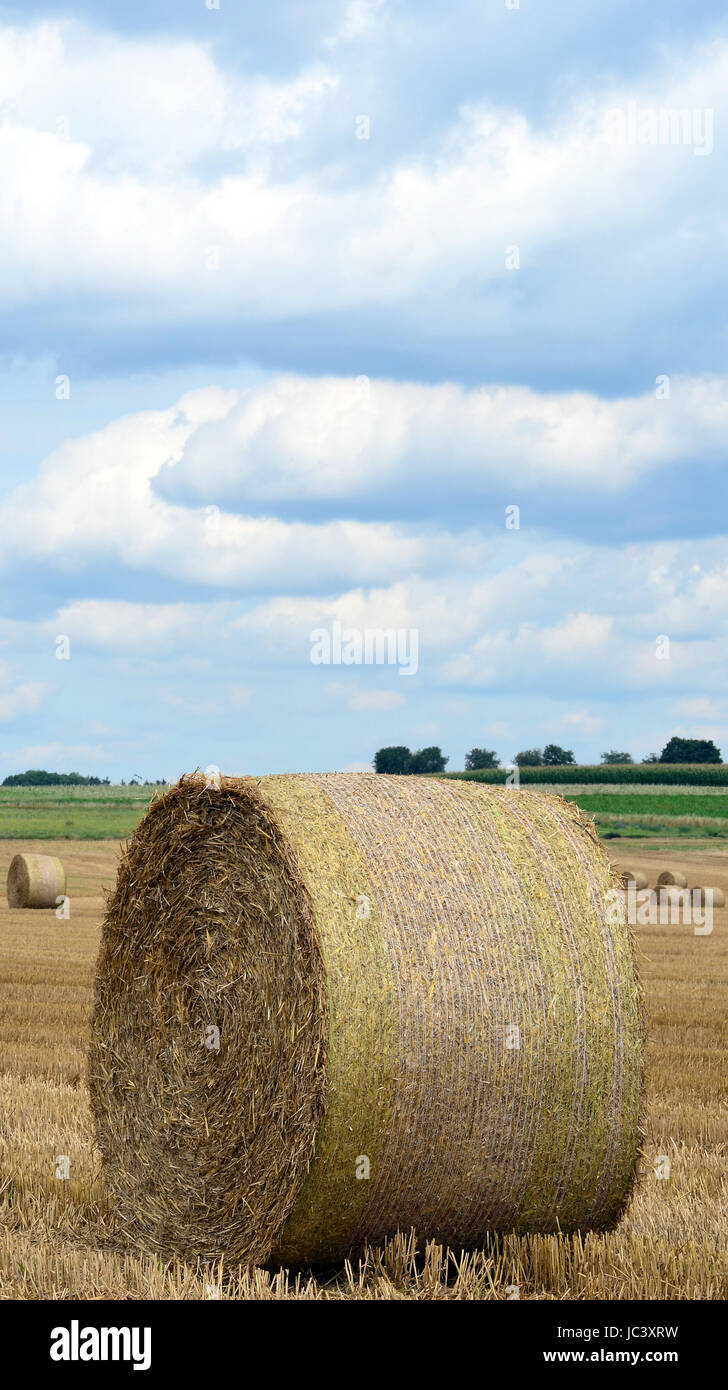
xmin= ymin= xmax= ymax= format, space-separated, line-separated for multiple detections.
xmin=0 ymin=13 xmax=725 ymax=775
xmin=324 ymin=0 xmax=388 ymax=48
xmin=160 ymin=372 xmax=728 ymax=505
xmin=0 ymin=740 xmax=109 ymax=764
xmin=0 ymin=678 xmax=49 ymax=721
xmin=0 ymin=19 xmax=727 ymax=355
xmin=327 ymin=681 xmax=405 ymax=711
xmin=671 ymin=697 xmax=724 ymax=719
xmin=562 ymin=710 xmax=605 ymax=733
xmin=47 ymin=599 xmax=222 ymax=651
xmin=0 ymin=22 xmax=338 ymax=178
xmin=0 ymin=389 xmax=470 ymax=591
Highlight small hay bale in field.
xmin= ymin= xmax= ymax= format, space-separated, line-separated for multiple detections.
xmin=89 ymin=773 xmax=644 ymax=1267
xmin=656 ymin=869 xmax=688 ymax=889
xmin=657 ymin=886 xmax=688 ymax=914
xmin=6 ymin=852 xmax=66 ymax=909
xmin=691 ymin=885 xmax=726 ymax=908
xmin=620 ymin=867 xmax=648 ymax=891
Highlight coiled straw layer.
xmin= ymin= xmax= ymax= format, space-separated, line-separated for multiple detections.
xmin=89 ymin=773 xmax=643 ymax=1267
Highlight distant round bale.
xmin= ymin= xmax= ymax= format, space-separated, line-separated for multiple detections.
xmin=621 ymin=868 xmax=648 ymax=890
xmin=656 ymin=870 xmax=688 ymax=889
xmin=89 ymin=773 xmax=644 ymax=1268
xmin=691 ymin=886 xmax=726 ymax=908
xmin=657 ymin=886 xmax=688 ymax=911
xmin=6 ymin=853 xmax=66 ymax=909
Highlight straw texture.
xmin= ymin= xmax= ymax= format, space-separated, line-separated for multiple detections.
xmin=89 ymin=773 xmax=644 ymax=1267
xmin=7 ymin=853 xmax=66 ymax=909
xmin=621 ymin=868 xmax=648 ymax=890
xmin=656 ymin=870 xmax=687 ymax=889
xmin=692 ymin=885 xmax=725 ymax=907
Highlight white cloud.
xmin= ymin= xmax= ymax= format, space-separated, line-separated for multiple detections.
xmin=0 ymin=741 xmax=110 ymax=765
xmin=0 ymin=676 xmax=49 ymax=721
xmin=160 ymin=692 xmax=220 ymax=717
xmin=325 ymin=0 xmax=387 ymax=48
xmin=0 ymin=390 xmax=464 ymax=590
xmin=671 ymin=697 xmax=724 ymax=719
xmin=166 ymin=372 xmax=728 ymax=502
xmin=3 ymin=371 xmax=724 ymax=607
xmin=0 ymin=22 xmax=337 ymax=179
xmin=158 ymin=685 xmax=253 ymax=717
xmin=48 ymin=599 xmax=219 ymax=650
xmin=0 ymin=23 xmax=726 ymax=322
xmin=562 ymin=710 xmax=605 ymax=733
xmin=444 ymin=611 xmax=616 ymax=685
xmin=327 ymin=681 xmax=405 ymax=711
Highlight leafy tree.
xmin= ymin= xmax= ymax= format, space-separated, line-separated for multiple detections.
xmin=641 ymin=753 xmax=659 ymax=764
xmin=600 ymin=750 xmax=634 ymax=764
xmin=374 ymin=746 xmax=412 ymax=774
xmin=514 ymin=749 xmax=544 ymax=767
xmin=465 ymin=748 xmax=500 ymax=770
xmin=409 ymin=746 xmax=449 ymax=774
xmin=659 ymin=737 xmax=722 ymax=764
xmin=542 ymin=744 xmax=576 ymax=766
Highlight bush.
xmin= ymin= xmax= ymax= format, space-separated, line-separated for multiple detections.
xmin=373 ymin=746 xmax=412 ymax=775
xmin=514 ymin=749 xmax=544 ymax=767
xmin=374 ymin=746 xmax=449 ymax=774
xmin=601 ymin=751 xmax=633 ymax=765
xmin=464 ymin=748 xmax=500 ymax=770
xmin=542 ymin=744 xmax=576 ymax=766
xmin=409 ymin=746 xmax=449 ymax=774
xmin=660 ymin=737 xmax=721 ymax=764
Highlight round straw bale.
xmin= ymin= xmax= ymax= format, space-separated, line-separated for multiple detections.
xmin=656 ymin=870 xmax=687 ymax=889
xmin=620 ymin=868 xmax=648 ymax=891
xmin=6 ymin=852 xmax=66 ymax=909
xmin=89 ymin=773 xmax=644 ymax=1267
xmin=691 ymin=885 xmax=726 ymax=908
xmin=657 ymin=886 xmax=687 ymax=911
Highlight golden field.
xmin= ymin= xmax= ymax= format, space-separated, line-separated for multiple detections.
xmin=0 ymin=838 xmax=727 ymax=1300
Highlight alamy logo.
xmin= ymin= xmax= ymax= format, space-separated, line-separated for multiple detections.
xmin=310 ymin=621 xmax=419 ymax=676
xmin=50 ymin=1321 xmax=151 ymax=1371
xmin=603 ymin=101 xmax=714 ymax=155
xmin=606 ymin=884 xmax=714 ymax=935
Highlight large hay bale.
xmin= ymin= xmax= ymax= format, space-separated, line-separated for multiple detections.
xmin=6 ymin=852 xmax=66 ymax=909
xmin=89 ymin=773 xmax=644 ymax=1267
xmin=656 ymin=869 xmax=687 ymax=889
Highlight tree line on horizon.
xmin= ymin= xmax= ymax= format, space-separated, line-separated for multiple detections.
xmin=1 ymin=770 xmax=167 ymax=787
xmin=373 ymin=736 xmax=722 ymax=774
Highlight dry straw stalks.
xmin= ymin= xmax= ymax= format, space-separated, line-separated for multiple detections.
xmin=89 ymin=773 xmax=644 ymax=1268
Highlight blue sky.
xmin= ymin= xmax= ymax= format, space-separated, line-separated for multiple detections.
xmin=0 ymin=1 xmax=726 ymax=778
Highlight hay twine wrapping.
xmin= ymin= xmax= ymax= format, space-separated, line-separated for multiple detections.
xmin=6 ymin=852 xmax=66 ymax=909
xmin=89 ymin=773 xmax=644 ymax=1267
